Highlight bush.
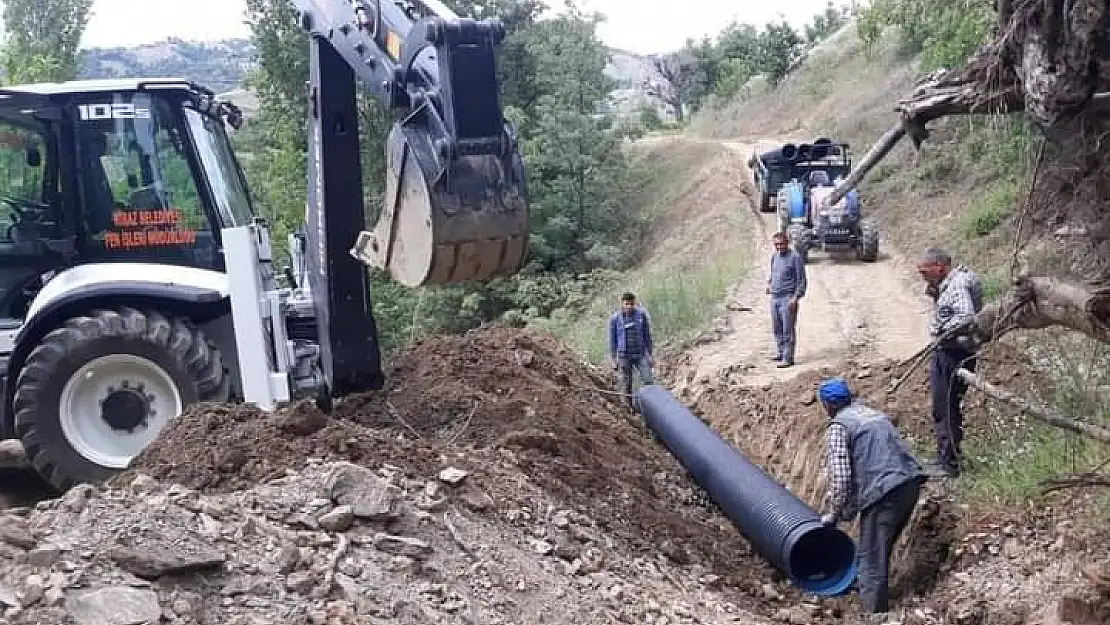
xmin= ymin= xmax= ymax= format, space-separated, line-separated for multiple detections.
xmin=959 ymin=180 xmax=1017 ymax=239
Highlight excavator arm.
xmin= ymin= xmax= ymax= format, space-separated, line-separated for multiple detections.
xmin=282 ymin=0 xmax=529 ymax=397
xmin=294 ymin=0 xmax=528 ymax=285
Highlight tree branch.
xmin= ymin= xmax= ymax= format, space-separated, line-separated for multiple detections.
xmin=820 ymin=124 xmax=906 ymax=209
xmin=970 ymin=277 xmax=1110 ymax=344
xmin=956 ymin=368 xmax=1110 ymax=444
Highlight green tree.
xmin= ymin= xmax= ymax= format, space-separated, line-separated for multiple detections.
xmin=712 ymin=22 xmax=761 ymax=98
xmin=1 ymin=0 xmax=94 ymax=84
xmin=684 ymin=37 xmax=721 ymax=111
xmin=650 ymin=48 xmax=700 ymax=122
xmin=519 ymin=12 xmax=637 ymax=272
xmin=757 ymin=21 xmax=803 ymax=85
xmin=527 ymin=97 xmax=630 ymax=271
xmin=804 ymin=1 xmax=849 ymax=44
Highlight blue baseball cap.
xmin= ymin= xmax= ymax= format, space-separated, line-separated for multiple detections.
xmin=818 ymin=378 xmax=853 ymax=404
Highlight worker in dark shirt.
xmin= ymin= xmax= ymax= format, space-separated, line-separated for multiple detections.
xmin=766 ymin=231 xmax=807 ymax=367
xmin=608 ymin=292 xmax=654 ymax=411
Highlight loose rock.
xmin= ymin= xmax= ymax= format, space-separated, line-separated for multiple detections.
xmin=326 ymin=463 xmax=400 ymax=520
xmin=64 ymin=586 xmax=161 ymax=625
xmin=109 ymin=537 xmax=226 ymax=579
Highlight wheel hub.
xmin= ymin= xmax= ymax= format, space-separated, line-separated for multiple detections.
xmin=100 ymin=380 xmax=156 ymax=432
xmin=58 ymin=353 xmax=183 ymax=470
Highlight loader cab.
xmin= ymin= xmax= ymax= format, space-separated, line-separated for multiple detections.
xmin=0 ymin=79 xmax=253 ymax=319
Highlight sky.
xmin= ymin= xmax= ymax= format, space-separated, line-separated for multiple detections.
xmin=79 ymin=0 xmax=837 ymax=55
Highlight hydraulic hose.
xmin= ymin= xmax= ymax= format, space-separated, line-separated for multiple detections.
xmin=636 ymin=385 xmax=857 ymax=596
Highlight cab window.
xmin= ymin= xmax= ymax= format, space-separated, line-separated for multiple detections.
xmin=74 ymin=93 xmax=214 ymax=264
xmin=0 ymin=121 xmax=50 ymax=246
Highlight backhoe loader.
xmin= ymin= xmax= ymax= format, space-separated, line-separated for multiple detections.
xmin=0 ymin=0 xmax=529 ymax=490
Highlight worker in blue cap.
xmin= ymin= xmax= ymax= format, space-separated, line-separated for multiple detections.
xmin=817 ymin=377 xmax=926 ymax=614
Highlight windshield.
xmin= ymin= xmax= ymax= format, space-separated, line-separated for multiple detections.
xmin=184 ymin=108 xmax=254 ymax=227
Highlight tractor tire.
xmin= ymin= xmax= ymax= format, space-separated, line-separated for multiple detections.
xmin=858 ymin=219 xmax=880 ymax=262
xmin=12 ymin=306 xmax=230 ymax=491
xmin=786 ymin=224 xmax=809 ymax=264
xmin=759 ymin=190 xmax=774 ymax=213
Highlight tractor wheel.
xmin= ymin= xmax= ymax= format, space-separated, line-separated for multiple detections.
xmin=12 ymin=306 xmax=230 ymax=491
xmin=760 ymin=189 xmax=774 ymax=213
xmin=786 ymin=224 xmax=809 ymax=264
xmin=858 ymin=219 xmax=879 ymax=262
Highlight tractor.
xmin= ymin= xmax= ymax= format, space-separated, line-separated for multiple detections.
xmin=748 ymin=137 xmax=844 ymax=213
xmin=768 ymin=139 xmax=878 ymax=263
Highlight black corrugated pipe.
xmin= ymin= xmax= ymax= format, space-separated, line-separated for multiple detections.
xmin=636 ymin=384 xmax=857 ymax=596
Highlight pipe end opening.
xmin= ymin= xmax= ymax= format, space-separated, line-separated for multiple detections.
xmin=788 ymin=525 xmax=857 ymax=596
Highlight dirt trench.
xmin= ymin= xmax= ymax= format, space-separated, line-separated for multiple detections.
xmin=658 ymin=138 xmax=1110 ymax=624
xmin=645 ymin=140 xmax=959 ymax=615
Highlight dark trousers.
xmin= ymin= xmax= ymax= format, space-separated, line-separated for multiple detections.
xmin=617 ymin=355 xmax=654 ymax=408
xmin=770 ymin=296 xmax=798 ymax=363
xmin=929 ymin=347 xmax=976 ymax=471
xmin=857 ymin=477 xmax=923 ymax=613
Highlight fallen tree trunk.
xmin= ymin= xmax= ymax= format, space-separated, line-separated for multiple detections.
xmin=956 ymin=368 xmax=1110 ymax=444
xmin=969 ymin=277 xmax=1110 ymax=344
xmin=821 ymin=125 xmax=906 ymax=209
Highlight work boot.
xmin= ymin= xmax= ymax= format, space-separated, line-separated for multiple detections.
xmin=776 ymin=360 xmax=794 ymax=368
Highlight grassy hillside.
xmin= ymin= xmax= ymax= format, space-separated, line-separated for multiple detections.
xmin=689 ymin=21 xmax=1110 ymax=509
xmin=536 ymin=137 xmax=753 ymax=364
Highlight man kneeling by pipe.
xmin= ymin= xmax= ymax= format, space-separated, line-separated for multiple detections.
xmin=817 ymin=378 xmax=926 ymax=614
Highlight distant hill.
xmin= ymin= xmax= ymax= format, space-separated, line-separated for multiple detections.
xmin=604 ymin=48 xmax=679 ymax=122
xmin=76 ymin=38 xmax=676 ymax=122
xmin=78 ymin=38 xmax=255 ymax=94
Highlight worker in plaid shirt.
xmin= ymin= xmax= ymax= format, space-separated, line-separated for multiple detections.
xmin=917 ymin=247 xmax=984 ymax=478
xmin=818 ymin=378 xmax=926 ymax=614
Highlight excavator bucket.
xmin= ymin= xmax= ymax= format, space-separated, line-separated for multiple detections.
xmin=352 ymin=122 xmax=529 ymax=287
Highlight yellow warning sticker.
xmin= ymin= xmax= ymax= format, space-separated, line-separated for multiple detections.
xmin=385 ymin=31 xmax=401 ymax=61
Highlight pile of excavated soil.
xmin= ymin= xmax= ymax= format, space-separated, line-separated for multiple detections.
xmin=898 ymin=500 xmax=1110 ymax=625
xmin=121 ymin=327 xmax=804 ymax=604
xmin=119 ymin=401 xmax=441 ymax=491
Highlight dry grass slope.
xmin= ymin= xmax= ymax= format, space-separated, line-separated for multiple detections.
xmin=537 ymin=137 xmax=755 ymax=363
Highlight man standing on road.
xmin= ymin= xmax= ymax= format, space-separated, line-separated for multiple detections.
xmin=917 ymin=248 xmax=984 ymax=478
xmin=818 ymin=377 xmax=925 ymax=615
xmin=766 ymin=232 xmax=807 ymax=368
xmin=608 ymin=292 xmax=655 ymax=411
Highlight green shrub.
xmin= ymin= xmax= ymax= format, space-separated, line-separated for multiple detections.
xmin=959 ymin=180 xmax=1017 ymax=238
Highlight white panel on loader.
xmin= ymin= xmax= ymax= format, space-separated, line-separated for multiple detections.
xmin=222 ymin=225 xmax=290 ymax=410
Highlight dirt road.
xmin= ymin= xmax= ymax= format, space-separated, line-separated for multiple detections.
xmin=667 ymin=139 xmax=933 ymax=398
